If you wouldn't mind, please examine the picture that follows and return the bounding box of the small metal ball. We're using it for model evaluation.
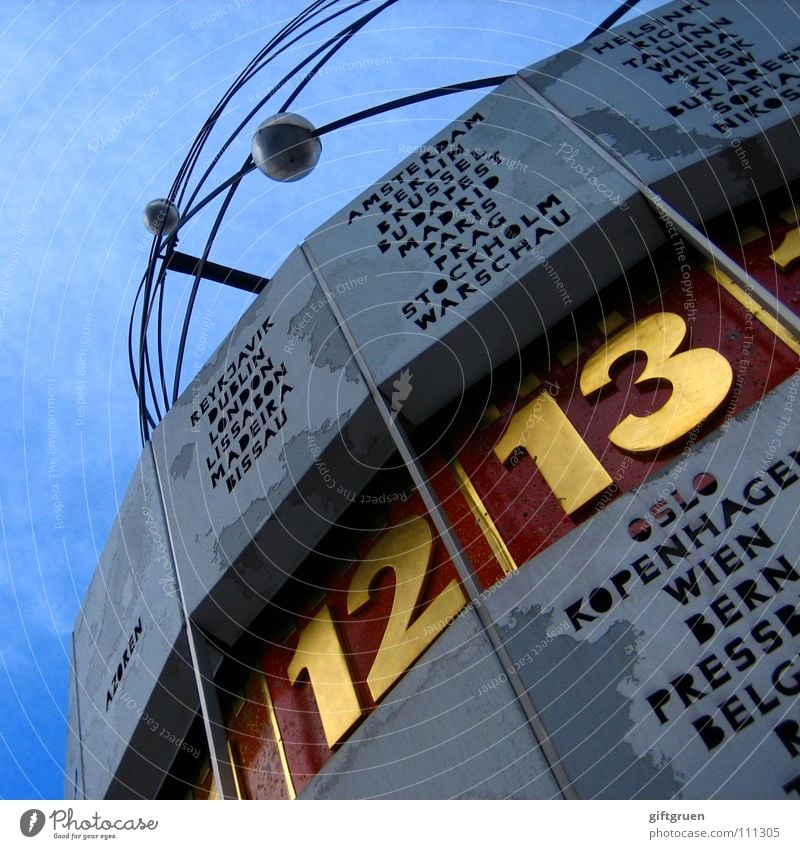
[143,198,180,236]
[251,113,321,182]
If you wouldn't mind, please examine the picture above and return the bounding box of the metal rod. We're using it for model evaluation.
[586,0,644,40]
[313,75,512,138]
[185,621,240,800]
[146,441,239,800]
[302,241,577,801]
[166,250,269,295]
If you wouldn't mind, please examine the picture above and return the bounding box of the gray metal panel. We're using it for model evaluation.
[73,445,197,799]
[521,0,800,221]
[484,377,800,799]
[304,75,664,426]
[64,642,84,800]
[152,246,392,646]
[301,607,562,799]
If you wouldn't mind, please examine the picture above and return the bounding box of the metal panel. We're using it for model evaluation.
[301,607,562,800]
[151,246,392,646]
[64,643,84,800]
[707,182,800,320]
[72,445,196,799]
[521,0,800,221]
[304,75,664,426]
[484,377,800,798]
[436,245,798,585]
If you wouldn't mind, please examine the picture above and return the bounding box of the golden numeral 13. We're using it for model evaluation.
[494,312,733,513]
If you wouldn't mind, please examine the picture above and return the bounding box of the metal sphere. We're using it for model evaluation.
[143,198,180,235]
[251,113,321,182]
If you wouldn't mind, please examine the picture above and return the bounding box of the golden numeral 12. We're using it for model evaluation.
[287,604,362,748]
[285,517,465,748]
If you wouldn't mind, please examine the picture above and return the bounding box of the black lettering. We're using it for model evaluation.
[589,588,614,613]
[766,459,799,489]
[774,660,800,697]
[783,773,800,796]
[611,569,633,598]
[671,673,706,708]
[752,619,782,653]
[631,556,660,584]
[762,554,799,593]
[655,534,690,568]
[725,637,756,672]
[776,603,800,637]
[712,545,743,576]
[736,523,774,559]
[686,613,715,645]
[693,715,725,750]
[720,695,754,731]
[662,568,702,605]
[710,594,743,628]
[565,598,596,631]
[683,513,721,548]
[697,654,731,689]
[733,579,771,611]
[775,719,800,757]
[720,498,753,528]
[743,476,774,505]
[647,689,671,724]
[414,309,437,330]
[745,683,779,716]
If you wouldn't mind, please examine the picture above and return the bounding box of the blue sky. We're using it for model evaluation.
[0,0,662,799]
